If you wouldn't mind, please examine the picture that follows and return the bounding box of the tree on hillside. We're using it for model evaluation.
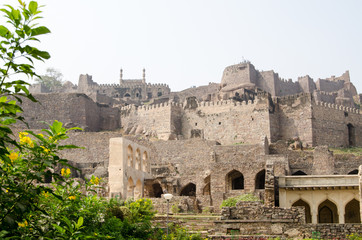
[34,67,64,90]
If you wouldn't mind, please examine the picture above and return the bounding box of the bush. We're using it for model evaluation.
[220,193,260,208]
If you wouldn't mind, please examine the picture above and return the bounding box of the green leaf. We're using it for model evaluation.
[28,1,38,14]
[0,26,10,38]
[52,224,65,234]
[31,26,50,36]
[75,217,84,229]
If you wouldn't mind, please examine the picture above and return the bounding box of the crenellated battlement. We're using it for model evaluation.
[120,101,183,112]
[314,101,360,114]
[197,99,257,108]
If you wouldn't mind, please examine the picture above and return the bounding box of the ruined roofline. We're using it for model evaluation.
[95,82,169,89]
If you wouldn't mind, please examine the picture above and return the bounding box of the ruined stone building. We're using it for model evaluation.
[21,62,362,228]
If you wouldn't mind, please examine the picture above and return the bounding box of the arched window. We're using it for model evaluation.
[348,169,358,175]
[124,93,131,98]
[255,169,265,189]
[345,199,361,223]
[135,149,141,170]
[292,170,307,176]
[157,88,162,97]
[180,183,196,196]
[142,151,148,172]
[127,145,133,167]
[292,199,312,223]
[203,175,211,195]
[226,170,244,191]
[318,199,339,223]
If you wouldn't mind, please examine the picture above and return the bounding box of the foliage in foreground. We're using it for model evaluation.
[220,193,261,208]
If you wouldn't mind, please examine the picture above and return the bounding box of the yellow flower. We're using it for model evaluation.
[38,133,44,138]
[8,152,18,162]
[42,191,50,198]
[40,146,50,154]
[20,136,33,147]
[68,195,76,200]
[18,220,28,228]
[90,176,101,185]
[61,168,71,177]
[19,132,28,139]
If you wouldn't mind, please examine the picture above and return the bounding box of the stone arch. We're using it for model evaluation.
[127,177,135,199]
[124,93,131,98]
[348,169,358,175]
[142,151,148,172]
[135,148,141,170]
[255,169,265,189]
[134,179,143,199]
[127,145,134,167]
[203,175,211,195]
[292,170,307,175]
[347,123,355,146]
[345,199,361,223]
[318,199,339,223]
[226,170,244,191]
[292,199,312,223]
[150,182,163,198]
[180,183,196,197]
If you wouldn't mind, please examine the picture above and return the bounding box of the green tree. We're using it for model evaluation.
[35,67,64,90]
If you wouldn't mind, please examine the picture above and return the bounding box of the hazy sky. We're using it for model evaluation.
[2,0,362,93]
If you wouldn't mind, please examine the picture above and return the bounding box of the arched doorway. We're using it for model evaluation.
[347,123,355,147]
[292,199,312,223]
[180,183,196,196]
[127,177,135,199]
[318,199,339,223]
[345,199,361,223]
[348,169,358,175]
[255,169,265,189]
[226,170,244,191]
[134,179,143,199]
[292,170,307,176]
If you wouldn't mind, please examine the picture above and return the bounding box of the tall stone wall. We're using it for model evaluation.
[121,102,180,140]
[312,101,361,147]
[274,93,314,146]
[181,95,272,145]
[17,93,119,131]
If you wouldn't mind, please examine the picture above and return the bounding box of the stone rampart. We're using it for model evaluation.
[312,101,361,147]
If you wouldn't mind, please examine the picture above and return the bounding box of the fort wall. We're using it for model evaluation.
[181,96,272,145]
[121,102,180,140]
[274,93,314,146]
[312,101,361,147]
[17,93,120,131]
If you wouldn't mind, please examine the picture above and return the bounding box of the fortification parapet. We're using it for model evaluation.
[315,101,360,114]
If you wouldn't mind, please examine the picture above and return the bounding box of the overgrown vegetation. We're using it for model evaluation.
[220,193,260,208]
[330,147,362,157]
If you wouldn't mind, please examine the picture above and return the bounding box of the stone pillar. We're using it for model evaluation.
[108,138,125,198]
[264,161,275,207]
[338,201,345,224]
[311,202,318,224]
[312,146,334,175]
[359,165,362,222]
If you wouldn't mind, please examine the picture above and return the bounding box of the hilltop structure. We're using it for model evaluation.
[21,62,362,237]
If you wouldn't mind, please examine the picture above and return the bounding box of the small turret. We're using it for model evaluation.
[142,68,146,83]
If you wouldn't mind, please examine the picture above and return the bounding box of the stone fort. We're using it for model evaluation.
[21,62,362,238]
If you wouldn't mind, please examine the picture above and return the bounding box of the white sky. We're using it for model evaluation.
[2,0,362,93]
